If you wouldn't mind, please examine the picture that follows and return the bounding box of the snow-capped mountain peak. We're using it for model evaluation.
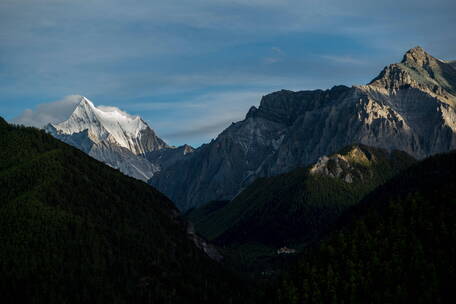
[45,96,175,181]
[49,96,168,155]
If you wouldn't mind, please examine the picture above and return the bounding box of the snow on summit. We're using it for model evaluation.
[49,96,168,155]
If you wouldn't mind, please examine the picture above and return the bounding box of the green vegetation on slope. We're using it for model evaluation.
[0,118,251,304]
[272,151,456,303]
[186,145,415,271]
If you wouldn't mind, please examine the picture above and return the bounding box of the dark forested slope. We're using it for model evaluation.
[272,150,456,303]
[187,145,415,270]
[0,117,251,304]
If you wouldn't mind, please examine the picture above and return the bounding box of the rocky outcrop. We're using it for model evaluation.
[186,222,223,262]
[150,47,456,211]
[309,144,405,183]
[309,147,370,183]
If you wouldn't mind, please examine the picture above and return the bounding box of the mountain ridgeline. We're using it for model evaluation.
[0,118,252,304]
[46,97,192,181]
[150,46,456,211]
[2,45,456,304]
[186,145,416,270]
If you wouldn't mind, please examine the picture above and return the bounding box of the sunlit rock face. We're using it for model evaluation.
[150,47,456,211]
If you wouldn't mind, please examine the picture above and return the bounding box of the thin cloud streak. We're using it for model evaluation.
[320,55,367,65]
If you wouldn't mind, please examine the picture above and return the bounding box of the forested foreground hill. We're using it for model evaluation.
[271,151,456,304]
[0,118,252,304]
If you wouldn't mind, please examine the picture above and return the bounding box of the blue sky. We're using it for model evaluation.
[1,0,455,147]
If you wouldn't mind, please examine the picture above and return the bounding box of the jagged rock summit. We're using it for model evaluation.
[150,46,456,210]
[369,46,456,96]
[46,96,171,180]
[310,145,376,183]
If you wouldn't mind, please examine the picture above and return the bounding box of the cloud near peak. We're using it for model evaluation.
[13,95,83,128]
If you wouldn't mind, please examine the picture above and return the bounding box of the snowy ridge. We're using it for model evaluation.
[51,97,155,155]
[46,96,175,181]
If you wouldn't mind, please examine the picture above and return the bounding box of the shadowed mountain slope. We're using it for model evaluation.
[0,117,251,304]
[186,145,415,271]
[271,150,456,303]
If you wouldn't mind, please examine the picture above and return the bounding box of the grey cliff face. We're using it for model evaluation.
[150,108,290,209]
[134,124,169,155]
[150,47,456,211]
[145,144,195,170]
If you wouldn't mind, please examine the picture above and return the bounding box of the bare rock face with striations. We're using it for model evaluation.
[150,47,456,211]
[268,47,456,176]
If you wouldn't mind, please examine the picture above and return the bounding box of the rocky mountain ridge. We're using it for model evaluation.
[309,145,382,183]
[150,46,456,210]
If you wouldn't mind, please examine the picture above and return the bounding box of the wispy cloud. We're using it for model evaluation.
[125,101,206,111]
[12,95,82,128]
[11,90,265,147]
[263,47,285,64]
[320,55,366,65]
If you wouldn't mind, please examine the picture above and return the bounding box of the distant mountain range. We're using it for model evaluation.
[45,97,192,181]
[150,46,456,210]
[35,47,456,211]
